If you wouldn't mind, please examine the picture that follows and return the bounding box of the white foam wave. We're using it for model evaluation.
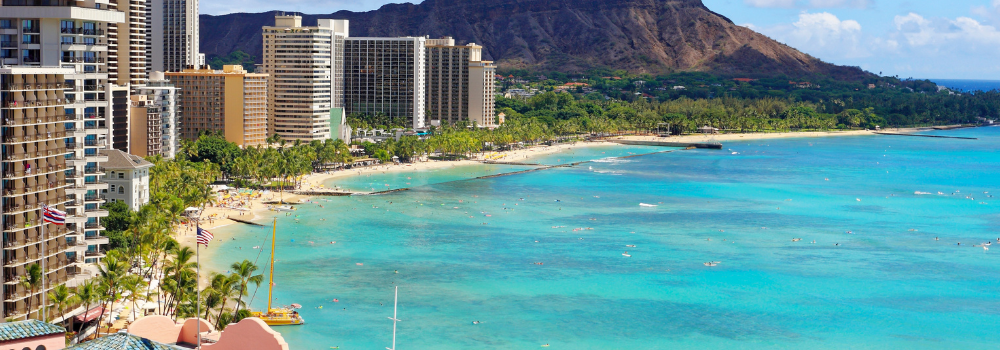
[590,157,630,164]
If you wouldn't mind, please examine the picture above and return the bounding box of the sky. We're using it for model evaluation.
[201,0,1000,80]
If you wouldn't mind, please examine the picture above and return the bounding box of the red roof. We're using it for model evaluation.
[733,78,756,82]
[75,306,105,323]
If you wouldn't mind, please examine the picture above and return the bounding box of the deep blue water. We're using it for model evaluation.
[206,127,1000,349]
[930,79,1000,92]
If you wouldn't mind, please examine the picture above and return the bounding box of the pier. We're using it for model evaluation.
[228,217,266,227]
[290,189,354,196]
[366,188,411,195]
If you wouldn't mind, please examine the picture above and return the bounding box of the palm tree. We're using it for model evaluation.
[121,275,147,322]
[20,263,42,319]
[49,284,78,329]
[213,274,239,329]
[163,246,197,320]
[95,256,127,336]
[229,260,263,316]
[73,281,98,343]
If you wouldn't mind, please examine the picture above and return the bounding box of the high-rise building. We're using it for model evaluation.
[166,65,267,147]
[343,36,427,129]
[425,37,497,127]
[109,84,130,153]
[147,0,200,72]
[262,16,347,141]
[131,72,179,158]
[1,2,121,319]
[468,61,496,127]
[1,67,75,321]
[108,0,147,85]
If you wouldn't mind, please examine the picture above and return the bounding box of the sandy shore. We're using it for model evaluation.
[295,140,613,191]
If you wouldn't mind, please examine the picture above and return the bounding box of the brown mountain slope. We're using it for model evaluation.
[199,0,871,79]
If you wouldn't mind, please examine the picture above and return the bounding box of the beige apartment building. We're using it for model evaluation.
[425,37,497,127]
[262,16,348,141]
[166,65,267,147]
[2,0,121,320]
[1,67,75,320]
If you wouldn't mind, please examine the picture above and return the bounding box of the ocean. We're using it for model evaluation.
[929,79,1000,93]
[205,127,1000,349]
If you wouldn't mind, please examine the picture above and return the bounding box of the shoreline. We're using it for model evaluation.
[182,128,898,278]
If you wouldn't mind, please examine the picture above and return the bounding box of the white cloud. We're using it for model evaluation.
[743,0,797,8]
[748,8,1000,78]
[743,0,872,9]
[892,13,1000,49]
[755,12,869,59]
[971,0,1000,25]
[807,0,872,9]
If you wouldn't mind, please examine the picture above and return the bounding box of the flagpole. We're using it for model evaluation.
[196,223,201,350]
[40,204,46,322]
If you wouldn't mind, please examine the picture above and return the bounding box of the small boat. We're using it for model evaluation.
[625,244,636,248]
[274,205,295,212]
[251,219,305,326]
[622,252,631,257]
[703,261,720,267]
[639,203,657,207]
[791,238,802,242]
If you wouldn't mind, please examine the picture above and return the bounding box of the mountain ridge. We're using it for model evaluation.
[199,0,871,80]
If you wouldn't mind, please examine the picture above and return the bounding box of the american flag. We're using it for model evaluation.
[41,204,66,225]
[197,226,214,246]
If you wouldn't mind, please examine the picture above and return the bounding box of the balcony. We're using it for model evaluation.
[63,214,87,224]
[84,208,108,217]
[84,250,105,258]
[60,28,106,36]
[83,166,104,175]
[84,236,109,245]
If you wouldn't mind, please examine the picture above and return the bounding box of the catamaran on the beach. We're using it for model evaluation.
[251,218,305,326]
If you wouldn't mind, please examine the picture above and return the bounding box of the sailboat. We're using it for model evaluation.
[251,218,305,326]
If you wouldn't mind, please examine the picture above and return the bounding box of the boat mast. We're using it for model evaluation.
[387,286,399,350]
[268,218,276,312]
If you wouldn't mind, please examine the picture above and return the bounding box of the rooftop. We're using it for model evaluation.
[0,319,65,343]
[101,149,154,170]
[65,332,183,350]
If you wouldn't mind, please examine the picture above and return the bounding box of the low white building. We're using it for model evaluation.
[101,149,154,211]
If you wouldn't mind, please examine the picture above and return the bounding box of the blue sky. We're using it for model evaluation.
[202,0,1000,80]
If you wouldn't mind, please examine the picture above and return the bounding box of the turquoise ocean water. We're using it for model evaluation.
[205,128,1000,349]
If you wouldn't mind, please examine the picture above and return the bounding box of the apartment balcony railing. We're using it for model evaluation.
[60,57,105,64]
[60,28,105,36]
[84,250,104,257]
[83,166,104,174]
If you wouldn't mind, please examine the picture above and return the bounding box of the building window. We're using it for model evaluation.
[119,187,124,194]
[109,185,116,192]
[118,173,124,179]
